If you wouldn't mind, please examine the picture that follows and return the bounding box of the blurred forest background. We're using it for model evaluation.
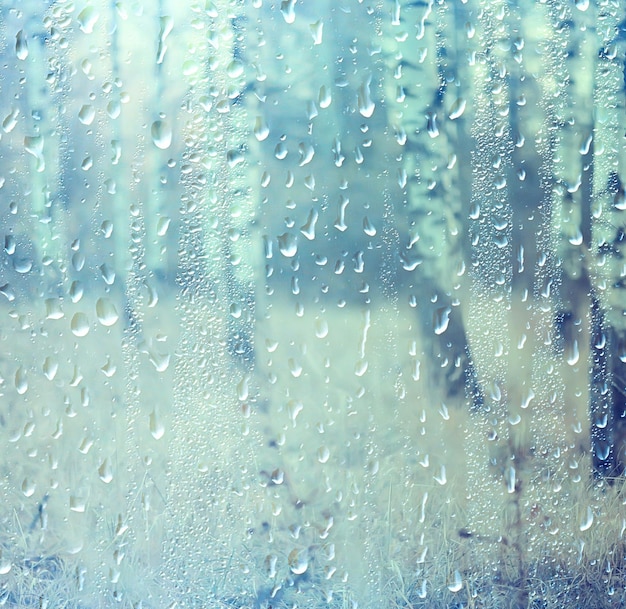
[1,0,626,608]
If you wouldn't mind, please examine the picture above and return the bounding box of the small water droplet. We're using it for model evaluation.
[575,0,589,11]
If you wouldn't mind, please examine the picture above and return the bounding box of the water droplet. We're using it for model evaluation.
[300,209,318,240]
[150,410,165,440]
[505,465,516,493]
[157,216,171,236]
[15,30,28,60]
[0,557,11,575]
[22,478,36,497]
[70,495,87,513]
[566,339,579,366]
[78,104,95,125]
[71,312,90,337]
[580,506,593,531]
[157,15,174,64]
[448,570,463,593]
[45,298,64,320]
[310,19,324,44]
[579,133,592,155]
[288,548,308,575]
[15,367,28,395]
[227,149,245,167]
[43,356,58,381]
[434,465,447,485]
[278,232,298,257]
[575,0,589,11]
[227,59,244,78]
[254,116,269,141]
[319,85,332,109]
[318,446,330,463]
[426,112,439,138]
[98,458,113,483]
[237,376,249,401]
[448,98,466,120]
[363,216,376,237]
[357,76,375,118]
[77,6,100,33]
[280,0,296,23]
[151,120,172,149]
[287,399,303,426]
[96,298,119,327]
[354,359,368,377]
[433,307,451,335]
[24,136,45,172]
[314,318,328,339]
[3,108,19,133]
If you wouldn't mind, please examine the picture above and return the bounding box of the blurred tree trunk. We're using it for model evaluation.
[588,2,626,478]
[382,0,483,408]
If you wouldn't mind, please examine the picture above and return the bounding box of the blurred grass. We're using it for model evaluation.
[0,286,624,608]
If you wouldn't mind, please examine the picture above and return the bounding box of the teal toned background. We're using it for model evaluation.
[1,1,625,607]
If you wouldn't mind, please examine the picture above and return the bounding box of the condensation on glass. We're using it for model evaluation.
[0,1,625,608]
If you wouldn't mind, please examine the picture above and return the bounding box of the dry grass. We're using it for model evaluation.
[0,287,624,608]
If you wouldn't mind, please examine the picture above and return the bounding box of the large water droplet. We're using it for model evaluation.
[15,367,28,395]
[15,30,28,60]
[71,313,90,337]
[78,104,95,126]
[77,6,100,33]
[24,136,45,172]
[357,76,375,118]
[278,233,298,257]
[288,548,308,575]
[280,0,296,23]
[151,120,172,150]
[254,116,269,141]
[150,410,165,440]
[96,298,119,326]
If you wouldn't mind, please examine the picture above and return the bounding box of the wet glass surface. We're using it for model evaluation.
[1,1,625,607]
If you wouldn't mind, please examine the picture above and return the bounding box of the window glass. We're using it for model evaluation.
[1,1,625,607]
